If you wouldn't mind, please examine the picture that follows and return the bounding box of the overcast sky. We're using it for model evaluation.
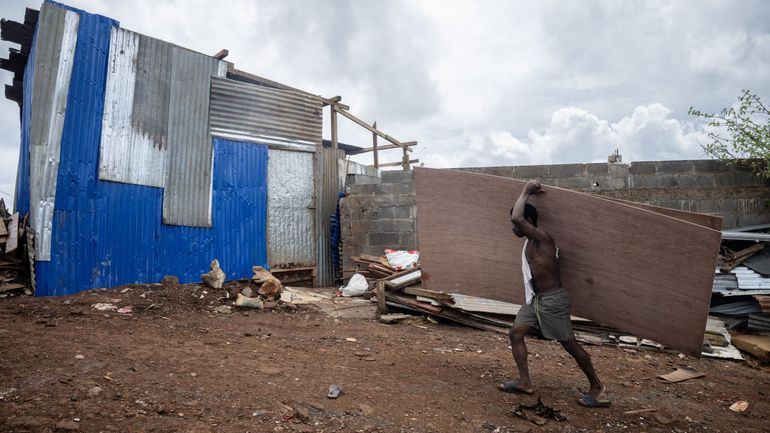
[1,0,769,208]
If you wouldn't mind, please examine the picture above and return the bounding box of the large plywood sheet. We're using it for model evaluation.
[414,168,721,355]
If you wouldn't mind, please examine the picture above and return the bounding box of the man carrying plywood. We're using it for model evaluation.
[498,179,610,408]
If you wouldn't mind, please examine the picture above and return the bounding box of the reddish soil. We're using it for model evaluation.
[1,283,769,433]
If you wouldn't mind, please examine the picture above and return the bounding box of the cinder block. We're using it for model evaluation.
[551,163,586,178]
[393,218,415,233]
[382,170,413,184]
[399,232,418,249]
[378,219,398,232]
[512,165,550,179]
[393,206,411,219]
[462,166,516,178]
[369,232,401,247]
[607,164,629,177]
[655,160,694,174]
[354,184,380,196]
[374,183,395,195]
[347,174,381,185]
[378,206,396,219]
[628,162,656,175]
[691,160,731,173]
[393,182,415,195]
[555,177,592,191]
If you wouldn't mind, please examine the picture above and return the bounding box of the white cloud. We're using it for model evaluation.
[419,103,709,168]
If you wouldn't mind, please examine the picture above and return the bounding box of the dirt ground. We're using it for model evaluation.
[1,282,769,433]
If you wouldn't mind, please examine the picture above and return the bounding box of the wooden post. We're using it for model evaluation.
[331,104,340,196]
[372,121,379,168]
[402,146,409,171]
[331,105,338,155]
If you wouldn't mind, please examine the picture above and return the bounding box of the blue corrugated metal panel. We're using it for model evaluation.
[14,19,36,215]
[32,4,268,296]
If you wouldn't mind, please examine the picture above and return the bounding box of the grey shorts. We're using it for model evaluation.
[513,287,574,341]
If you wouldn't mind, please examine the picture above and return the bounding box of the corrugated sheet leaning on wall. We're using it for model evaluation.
[27,3,79,261]
[210,76,323,148]
[267,149,315,268]
[18,3,270,296]
[315,145,346,286]
[99,26,226,227]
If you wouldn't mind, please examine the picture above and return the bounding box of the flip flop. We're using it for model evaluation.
[577,393,611,408]
[497,380,534,395]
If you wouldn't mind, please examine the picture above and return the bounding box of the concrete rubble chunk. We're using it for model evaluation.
[201,259,225,289]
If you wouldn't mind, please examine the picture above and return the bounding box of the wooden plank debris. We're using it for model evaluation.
[414,167,722,356]
[4,213,18,254]
[721,244,765,273]
[658,368,705,383]
[731,334,770,362]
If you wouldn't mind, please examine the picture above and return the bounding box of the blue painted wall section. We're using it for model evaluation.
[26,4,269,296]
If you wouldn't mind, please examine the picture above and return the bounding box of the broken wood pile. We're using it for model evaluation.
[0,198,32,297]
[712,232,770,334]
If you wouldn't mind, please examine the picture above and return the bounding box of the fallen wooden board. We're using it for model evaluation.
[731,334,770,361]
[414,168,722,356]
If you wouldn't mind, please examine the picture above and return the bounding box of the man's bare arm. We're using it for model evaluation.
[511,180,551,242]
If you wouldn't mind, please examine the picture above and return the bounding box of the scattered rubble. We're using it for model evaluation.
[201,259,225,289]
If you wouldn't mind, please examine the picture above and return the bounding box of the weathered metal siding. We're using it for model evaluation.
[315,145,345,286]
[30,6,268,296]
[210,77,323,148]
[27,3,79,261]
[267,149,315,267]
[99,27,225,227]
[98,28,168,187]
[161,47,225,227]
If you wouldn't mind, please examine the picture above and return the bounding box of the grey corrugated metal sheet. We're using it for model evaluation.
[315,145,342,286]
[99,28,167,187]
[29,3,79,261]
[267,149,315,267]
[99,27,225,226]
[162,46,226,227]
[210,77,323,148]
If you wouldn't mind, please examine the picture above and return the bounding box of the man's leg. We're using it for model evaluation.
[504,323,534,392]
[560,337,603,398]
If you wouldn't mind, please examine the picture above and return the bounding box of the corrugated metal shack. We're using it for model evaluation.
[2,1,352,296]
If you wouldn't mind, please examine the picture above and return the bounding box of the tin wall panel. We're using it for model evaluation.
[27,3,79,261]
[98,28,168,187]
[267,149,315,267]
[210,77,323,148]
[315,145,345,286]
[162,47,225,227]
[31,6,268,296]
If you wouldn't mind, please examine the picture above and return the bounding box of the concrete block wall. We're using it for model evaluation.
[344,170,417,260]
[459,160,770,229]
[343,160,770,269]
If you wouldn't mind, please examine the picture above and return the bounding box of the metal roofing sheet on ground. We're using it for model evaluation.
[210,77,323,148]
[267,149,315,268]
[28,3,79,261]
[161,46,225,227]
